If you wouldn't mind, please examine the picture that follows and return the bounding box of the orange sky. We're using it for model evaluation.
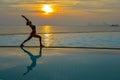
[0,0,120,25]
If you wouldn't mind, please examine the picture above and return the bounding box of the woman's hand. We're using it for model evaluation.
[21,15,30,22]
[21,15,24,17]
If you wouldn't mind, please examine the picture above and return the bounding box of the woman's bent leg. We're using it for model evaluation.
[20,36,32,46]
[34,35,43,46]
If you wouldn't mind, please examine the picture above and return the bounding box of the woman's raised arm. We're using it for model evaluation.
[21,15,30,22]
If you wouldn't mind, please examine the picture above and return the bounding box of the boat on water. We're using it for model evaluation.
[110,24,119,27]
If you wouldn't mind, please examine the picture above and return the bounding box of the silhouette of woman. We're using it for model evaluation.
[20,15,44,47]
[20,46,43,75]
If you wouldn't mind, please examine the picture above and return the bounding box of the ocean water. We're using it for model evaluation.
[0,25,120,80]
[0,25,120,47]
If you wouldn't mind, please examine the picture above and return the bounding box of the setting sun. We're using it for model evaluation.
[41,4,54,15]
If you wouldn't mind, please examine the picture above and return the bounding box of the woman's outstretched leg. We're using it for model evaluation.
[34,35,43,46]
[20,36,32,46]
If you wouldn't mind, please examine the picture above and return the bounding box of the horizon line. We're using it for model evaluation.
[0,46,120,50]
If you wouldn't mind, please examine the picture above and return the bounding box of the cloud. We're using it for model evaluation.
[0,0,119,26]
[1,0,120,10]
[0,0,119,18]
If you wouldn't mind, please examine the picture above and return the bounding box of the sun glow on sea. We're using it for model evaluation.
[41,25,54,46]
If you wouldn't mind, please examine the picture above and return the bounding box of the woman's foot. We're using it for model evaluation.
[40,44,45,47]
[20,44,24,47]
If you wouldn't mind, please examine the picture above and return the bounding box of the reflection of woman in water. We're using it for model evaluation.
[20,46,43,75]
[20,15,44,47]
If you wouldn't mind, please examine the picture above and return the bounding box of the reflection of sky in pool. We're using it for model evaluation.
[0,48,120,80]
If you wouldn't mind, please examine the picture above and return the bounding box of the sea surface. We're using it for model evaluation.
[0,25,120,80]
[0,25,120,47]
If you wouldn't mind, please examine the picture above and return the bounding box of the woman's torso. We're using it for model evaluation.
[30,25,36,31]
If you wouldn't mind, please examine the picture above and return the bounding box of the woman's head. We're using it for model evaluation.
[26,21,32,25]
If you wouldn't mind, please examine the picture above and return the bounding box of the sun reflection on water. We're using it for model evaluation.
[41,25,54,46]
[42,25,52,33]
